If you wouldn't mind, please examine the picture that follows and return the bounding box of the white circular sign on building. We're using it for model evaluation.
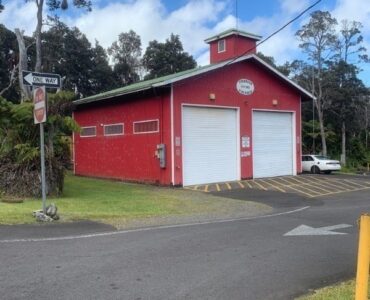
[236,79,255,95]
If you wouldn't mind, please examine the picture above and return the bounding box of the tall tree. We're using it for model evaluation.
[296,10,338,156]
[337,20,369,64]
[325,61,366,158]
[90,41,118,93]
[108,30,142,85]
[143,34,196,80]
[32,0,91,72]
[334,20,368,164]
[0,25,19,100]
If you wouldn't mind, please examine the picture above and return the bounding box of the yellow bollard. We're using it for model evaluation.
[355,214,370,300]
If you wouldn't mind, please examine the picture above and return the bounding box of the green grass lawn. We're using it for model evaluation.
[0,174,268,227]
[296,279,370,300]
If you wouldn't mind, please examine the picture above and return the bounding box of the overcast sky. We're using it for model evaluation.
[1,0,369,86]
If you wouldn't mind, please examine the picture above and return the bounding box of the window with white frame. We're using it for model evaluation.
[218,39,226,53]
[80,126,96,137]
[104,123,124,136]
[133,120,159,134]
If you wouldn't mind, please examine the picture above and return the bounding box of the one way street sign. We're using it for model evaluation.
[22,71,61,88]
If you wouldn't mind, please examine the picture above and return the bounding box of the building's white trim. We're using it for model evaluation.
[103,123,124,136]
[218,39,226,53]
[133,119,159,134]
[292,111,297,176]
[72,111,75,175]
[153,54,316,101]
[170,84,175,185]
[80,126,97,138]
[299,96,303,173]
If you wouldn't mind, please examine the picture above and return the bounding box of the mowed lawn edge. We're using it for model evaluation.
[296,279,370,300]
[0,174,271,227]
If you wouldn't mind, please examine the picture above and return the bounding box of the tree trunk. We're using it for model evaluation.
[341,121,346,165]
[315,92,327,156]
[34,0,44,72]
[317,108,327,156]
[14,29,32,101]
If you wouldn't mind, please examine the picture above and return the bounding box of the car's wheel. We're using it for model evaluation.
[311,165,320,174]
[324,170,332,174]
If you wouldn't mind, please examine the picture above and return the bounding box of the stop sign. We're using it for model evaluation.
[33,86,46,124]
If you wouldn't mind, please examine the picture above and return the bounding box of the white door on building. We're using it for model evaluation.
[182,106,239,186]
[252,111,295,178]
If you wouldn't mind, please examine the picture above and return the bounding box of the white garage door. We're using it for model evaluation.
[252,111,294,178]
[182,106,238,186]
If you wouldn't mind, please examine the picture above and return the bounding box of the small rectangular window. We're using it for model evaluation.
[218,39,226,53]
[133,120,159,134]
[80,126,96,137]
[104,123,124,136]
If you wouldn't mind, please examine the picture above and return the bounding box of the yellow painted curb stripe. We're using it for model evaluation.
[259,179,286,193]
[243,180,252,188]
[252,180,267,190]
[237,181,244,188]
[216,184,220,192]
[225,182,232,190]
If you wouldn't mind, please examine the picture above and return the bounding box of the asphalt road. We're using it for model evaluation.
[1,174,369,300]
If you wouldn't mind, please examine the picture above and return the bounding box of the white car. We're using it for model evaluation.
[302,155,341,174]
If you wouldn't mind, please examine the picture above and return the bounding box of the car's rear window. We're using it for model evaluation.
[314,155,330,160]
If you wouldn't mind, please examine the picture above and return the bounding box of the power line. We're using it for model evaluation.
[225,0,322,67]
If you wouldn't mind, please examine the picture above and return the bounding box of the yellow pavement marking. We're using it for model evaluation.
[216,184,220,192]
[204,185,209,192]
[342,179,368,188]
[301,177,348,193]
[304,176,351,191]
[288,176,309,185]
[243,180,253,188]
[252,180,268,190]
[259,179,286,193]
[269,178,289,187]
[237,181,245,188]
[276,176,299,186]
[310,186,370,198]
[283,184,319,198]
[225,182,232,190]
[324,178,362,190]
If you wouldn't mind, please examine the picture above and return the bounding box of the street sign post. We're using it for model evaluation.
[33,86,47,213]
[23,71,61,88]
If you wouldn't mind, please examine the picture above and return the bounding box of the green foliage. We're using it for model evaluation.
[348,137,367,165]
[0,92,77,197]
[143,34,197,80]
[42,20,115,97]
[108,30,142,86]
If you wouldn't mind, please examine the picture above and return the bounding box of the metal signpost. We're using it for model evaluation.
[33,86,47,213]
[26,71,61,213]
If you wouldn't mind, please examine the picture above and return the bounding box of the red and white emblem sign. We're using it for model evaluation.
[33,86,47,124]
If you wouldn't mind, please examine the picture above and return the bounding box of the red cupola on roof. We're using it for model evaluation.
[205,28,262,64]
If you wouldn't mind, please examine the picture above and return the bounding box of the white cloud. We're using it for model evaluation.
[0,0,38,35]
[279,0,310,15]
[332,0,370,33]
[64,0,228,61]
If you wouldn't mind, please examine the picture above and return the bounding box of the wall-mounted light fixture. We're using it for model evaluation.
[209,93,216,101]
[272,99,278,106]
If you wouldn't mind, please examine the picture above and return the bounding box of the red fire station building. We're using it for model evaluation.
[73,29,314,186]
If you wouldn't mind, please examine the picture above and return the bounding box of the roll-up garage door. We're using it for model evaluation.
[182,106,238,186]
[252,111,294,178]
